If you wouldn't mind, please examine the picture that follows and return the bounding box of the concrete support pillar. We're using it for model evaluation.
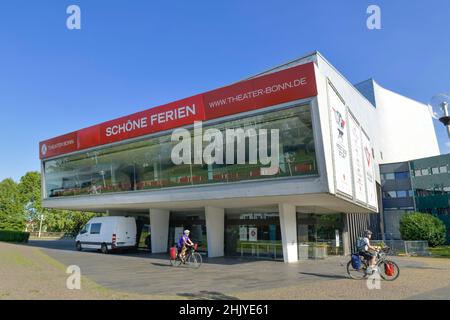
[205,206,224,258]
[278,203,298,263]
[342,213,351,256]
[149,208,170,253]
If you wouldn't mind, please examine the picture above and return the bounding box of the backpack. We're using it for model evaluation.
[351,254,361,270]
[356,237,366,252]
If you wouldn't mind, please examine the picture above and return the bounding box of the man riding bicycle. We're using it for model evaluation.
[178,229,194,263]
[357,230,379,273]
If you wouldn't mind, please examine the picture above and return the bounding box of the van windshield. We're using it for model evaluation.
[80,224,89,234]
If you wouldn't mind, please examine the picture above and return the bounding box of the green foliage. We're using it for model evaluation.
[0,230,30,243]
[400,212,446,247]
[0,171,101,234]
[0,178,26,231]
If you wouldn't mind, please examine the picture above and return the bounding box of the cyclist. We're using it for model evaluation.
[178,229,194,263]
[357,230,379,273]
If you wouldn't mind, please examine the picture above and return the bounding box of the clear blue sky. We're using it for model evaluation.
[0,0,449,182]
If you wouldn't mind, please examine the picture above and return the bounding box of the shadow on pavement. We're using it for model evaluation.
[298,272,348,280]
[177,291,240,300]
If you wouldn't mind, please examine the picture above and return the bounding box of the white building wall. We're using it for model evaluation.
[371,81,440,163]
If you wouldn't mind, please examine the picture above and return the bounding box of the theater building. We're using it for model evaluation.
[39,51,439,262]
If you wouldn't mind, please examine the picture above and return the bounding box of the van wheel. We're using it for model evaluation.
[76,242,82,251]
[101,243,109,254]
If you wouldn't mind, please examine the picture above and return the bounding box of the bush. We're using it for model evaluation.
[400,212,446,247]
[0,230,30,243]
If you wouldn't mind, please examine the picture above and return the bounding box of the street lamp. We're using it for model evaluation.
[429,93,450,138]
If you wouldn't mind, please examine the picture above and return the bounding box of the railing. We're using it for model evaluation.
[371,240,430,256]
[239,242,283,260]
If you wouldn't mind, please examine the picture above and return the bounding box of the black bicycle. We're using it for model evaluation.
[347,246,400,281]
[169,243,202,269]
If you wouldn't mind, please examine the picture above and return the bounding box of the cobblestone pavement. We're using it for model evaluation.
[11,240,450,299]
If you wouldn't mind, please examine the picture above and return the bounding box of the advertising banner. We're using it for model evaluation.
[361,132,378,209]
[203,62,317,120]
[328,83,353,197]
[239,226,248,241]
[248,227,258,242]
[40,62,318,160]
[348,113,367,203]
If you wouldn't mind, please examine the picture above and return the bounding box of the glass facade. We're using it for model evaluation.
[224,212,283,260]
[168,212,207,253]
[43,104,317,198]
[297,213,344,259]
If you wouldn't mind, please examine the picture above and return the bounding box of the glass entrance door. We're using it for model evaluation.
[225,212,283,260]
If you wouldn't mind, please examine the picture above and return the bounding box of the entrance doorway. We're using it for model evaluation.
[168,211,207,253]
[297,213,344,259]
[225,211,283,260]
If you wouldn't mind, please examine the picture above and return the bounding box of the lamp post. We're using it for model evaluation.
[438,101,450,138]
[38,214,45,238]
[429,94,450,139]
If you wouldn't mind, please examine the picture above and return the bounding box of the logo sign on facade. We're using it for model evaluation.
[328,82,353,197]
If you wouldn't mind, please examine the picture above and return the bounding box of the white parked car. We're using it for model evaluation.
[75,216,137,254]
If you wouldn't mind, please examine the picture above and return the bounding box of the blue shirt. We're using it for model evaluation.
[178,235,190,249]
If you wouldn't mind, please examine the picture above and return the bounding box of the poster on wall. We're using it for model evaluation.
[361,132,378,210]
[348,113,367,203]
[248,227,258,242]
[239,226,248,241]
[328,82,353,197]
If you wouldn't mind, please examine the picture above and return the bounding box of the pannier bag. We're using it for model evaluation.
[384,262,394,276]
[351,254,361,270]
[170,246,177,259]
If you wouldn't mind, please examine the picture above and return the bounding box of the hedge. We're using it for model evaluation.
[400,212,446,247]
[0,230,30,243]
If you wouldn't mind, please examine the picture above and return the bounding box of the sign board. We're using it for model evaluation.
[239,226,248,241]
[348,113,367,203]
[248,227,258,242]
[361,132,378,209]
[40,62,317,160]
[328,83,353,196]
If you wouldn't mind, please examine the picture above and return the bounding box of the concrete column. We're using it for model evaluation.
[278,203,298,263]
[342,213,351,256]
[205,206,224,258]
[149,208,170,253]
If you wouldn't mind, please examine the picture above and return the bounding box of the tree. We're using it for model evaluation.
[18,171,42,223]
[0,178,26,231]
[400,212,446,247]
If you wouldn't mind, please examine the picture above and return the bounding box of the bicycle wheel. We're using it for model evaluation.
[188,252,202,269]
[378,260,400,281]
[170,258,182,267]
[347,260,367,280]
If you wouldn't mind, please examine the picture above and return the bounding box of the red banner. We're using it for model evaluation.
[39,132,78,159]
[203,62,317,119]
[40,62,317,160]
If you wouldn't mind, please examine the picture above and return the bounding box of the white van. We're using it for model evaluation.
[75,216,137,254]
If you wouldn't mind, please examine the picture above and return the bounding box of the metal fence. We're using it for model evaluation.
[371,240,430,256]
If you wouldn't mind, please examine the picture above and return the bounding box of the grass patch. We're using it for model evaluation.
[429,246,450,258]
[2,251,35,267]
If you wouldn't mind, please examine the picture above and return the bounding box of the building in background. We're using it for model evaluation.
[39,51,440,262]
[380,153,450,243]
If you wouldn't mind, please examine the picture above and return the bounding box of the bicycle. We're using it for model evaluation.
[346,246,400,281]
[169,243,202,269]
